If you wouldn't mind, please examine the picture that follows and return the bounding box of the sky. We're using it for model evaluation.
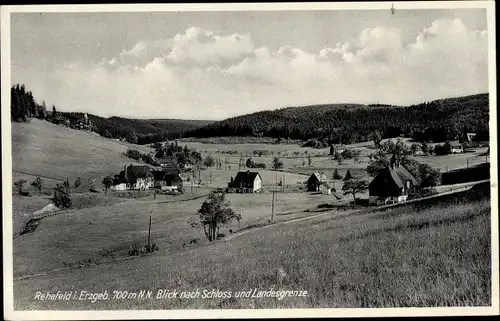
[10,8,489,120]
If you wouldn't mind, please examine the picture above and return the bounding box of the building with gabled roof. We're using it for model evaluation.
[450,141,464,154]
[307,172,329,192]
[368,159,418,205]
[114,164,154,190]
[227,171,262,193]
[152,170,183,192]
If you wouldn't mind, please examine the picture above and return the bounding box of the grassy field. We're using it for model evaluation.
[13,183,490,309]
[10,121,492,310]
[11,119,148,191]
[13,189,339,278]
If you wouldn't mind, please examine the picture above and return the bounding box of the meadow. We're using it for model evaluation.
[13,189,339,278]
[13,183,491,309]
[10,120,492,310]
[11,119,149,190]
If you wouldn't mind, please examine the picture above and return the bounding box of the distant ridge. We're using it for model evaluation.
[61,112,214,144]
[185,93,489,144]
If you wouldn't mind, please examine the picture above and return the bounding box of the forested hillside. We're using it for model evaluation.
[10,84,213,145]
[63,113,213,144]
[187,94,489,144]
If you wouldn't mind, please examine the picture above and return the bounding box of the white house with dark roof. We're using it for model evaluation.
[450,142,464,154]
[227,171,262,193]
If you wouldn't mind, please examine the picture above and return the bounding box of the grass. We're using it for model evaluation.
[10,121,492,309]
[12,190,338,278]
[12,119,146,191]
[13,185,491,309]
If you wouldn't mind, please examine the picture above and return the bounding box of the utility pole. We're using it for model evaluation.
[271,191,275,222]
[147,215,152,248]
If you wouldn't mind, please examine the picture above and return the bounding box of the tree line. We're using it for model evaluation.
[186,93,489,144]
[10,84,212,145]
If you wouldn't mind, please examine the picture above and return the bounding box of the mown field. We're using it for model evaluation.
[10,120,492,310]
[13,183,491,309]
[11,119,148,191]
[13,189,340,278]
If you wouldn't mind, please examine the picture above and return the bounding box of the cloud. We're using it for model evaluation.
[17,18,488,120]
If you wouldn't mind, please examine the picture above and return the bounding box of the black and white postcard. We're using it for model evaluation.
[1,1,498,319]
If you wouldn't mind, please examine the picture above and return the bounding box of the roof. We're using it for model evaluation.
[230,171,261,187]
[388,166,418,188]
[120,165,153,183]
[152,170,182,183]
[321,182,333,189]
[309,172,328,183]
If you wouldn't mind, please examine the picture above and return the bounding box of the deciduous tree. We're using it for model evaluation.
[342,178,368,203]
[31,177,43,196]
[101,176,113,194]
[190,190,242,242]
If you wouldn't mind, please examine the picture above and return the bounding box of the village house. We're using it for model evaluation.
[227,171,262,193]
[73,113,93,130]
[112,164,154,190]
[152,170,183,192]
[450,142,464,154]
[307,172,329,192]
[329,144,346,156]
[368,158,418,205]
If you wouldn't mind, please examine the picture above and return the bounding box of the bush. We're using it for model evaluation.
[254,163,266,169]
[128,243,159,256]
[53,189,72,208]
[126,149,141,160]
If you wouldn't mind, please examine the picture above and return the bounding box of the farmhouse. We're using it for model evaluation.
[307,172,329,192]
[368,160,418,205]
[113,165,154,190]
[152,170,183,192]
[450,142,464,154]
[227,171,262,193]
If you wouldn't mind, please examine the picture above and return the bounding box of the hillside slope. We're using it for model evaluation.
[11,119,146,188]
[13,183,490,309]
[186,93,489,144]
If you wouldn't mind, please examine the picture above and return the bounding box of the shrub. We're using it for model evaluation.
[126,149,141,160]
[204,154,215,167]
[254,163,266,169]
[74,177,82,188]
[53,186,72,208]
[14,179,27,196]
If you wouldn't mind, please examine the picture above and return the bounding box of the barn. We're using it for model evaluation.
[368,162,418,205]
[227,171,262,193]
[307,172,329,192]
